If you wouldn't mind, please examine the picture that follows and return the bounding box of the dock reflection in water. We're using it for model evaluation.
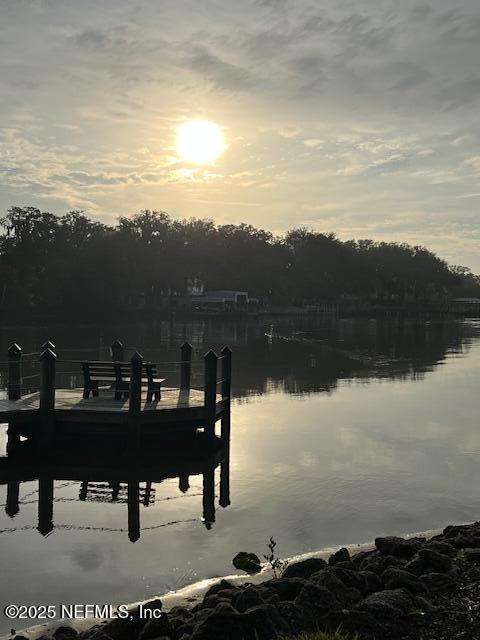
[1,428,230,543]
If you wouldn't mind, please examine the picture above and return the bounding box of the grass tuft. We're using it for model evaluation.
[282,631,359,640]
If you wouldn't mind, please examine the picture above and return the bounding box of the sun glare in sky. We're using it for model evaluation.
[177,120,225,164]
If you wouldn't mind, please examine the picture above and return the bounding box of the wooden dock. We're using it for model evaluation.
[0,340,232,442]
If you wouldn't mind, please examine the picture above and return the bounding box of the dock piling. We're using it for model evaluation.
[39,348,57,448]
[180,341,192,390]
[204,350,218,437]
[128,352,143,447]
[220,346,232,399]
[111,340,124,361]
[202,464,216,528]
[40,348,56,413]
[37,477,54,536]
[41,341,56,352]
[127,480,140,543]
[7,343,22,401]
[129,352,143,414]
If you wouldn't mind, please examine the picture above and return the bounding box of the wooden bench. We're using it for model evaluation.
[81,361,165,402]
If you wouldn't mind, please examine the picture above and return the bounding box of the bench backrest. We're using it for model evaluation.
[82,361,158,382]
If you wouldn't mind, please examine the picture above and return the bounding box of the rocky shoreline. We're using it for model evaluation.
[13,521,480,640]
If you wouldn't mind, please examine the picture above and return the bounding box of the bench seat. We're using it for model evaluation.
[82,361,166,402]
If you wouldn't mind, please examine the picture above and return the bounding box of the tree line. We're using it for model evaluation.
[0,206,478,315]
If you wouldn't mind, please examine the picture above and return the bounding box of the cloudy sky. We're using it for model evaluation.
[1,0,480,269]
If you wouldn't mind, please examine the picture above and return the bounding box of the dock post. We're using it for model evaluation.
[7,343,22,401]
[179,474,190,493]
[202,463,216,529]
[6,422,21,454]
[127,480,140,543]
[204,350,218,438]
[6,480,20,517]
[128,352,143,447]
[220,346,232,400]
[39,348,56,447]
[41,340,56,352]
[219,444,231,509]
[180,341,192,390]
[37,476,54,536]
[220,346,232,445]
[111,340,124,361]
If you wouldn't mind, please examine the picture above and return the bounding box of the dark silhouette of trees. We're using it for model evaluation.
[0,206,475,316]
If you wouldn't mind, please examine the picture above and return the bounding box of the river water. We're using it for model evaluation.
[0,316,479,630]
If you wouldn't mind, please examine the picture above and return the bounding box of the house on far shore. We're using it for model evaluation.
[450,297,480,314]
[191,289,259,313]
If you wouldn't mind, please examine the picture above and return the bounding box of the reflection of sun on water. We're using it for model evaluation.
[177,120,225,164]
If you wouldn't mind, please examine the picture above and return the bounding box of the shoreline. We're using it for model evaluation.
[3,525,446,640]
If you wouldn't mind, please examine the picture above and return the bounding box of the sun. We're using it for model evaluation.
[177,120,225,164]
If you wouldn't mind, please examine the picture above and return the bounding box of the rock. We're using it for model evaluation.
[357,570,383,595]
[190,604,288,640]
[282,557,327,579]
[53,628,77,640]
[382,567,428,594]
[404,555,427,576]
[311,569,351,606]
[215,602,237,614]
[168,606,194,628]
[202,595,232,610]
[464,548,480,562]
[443,523,480,538]
[357,588,414,619]
[204,580,237,599]
[260,577,307,601]
[375,536,425,558]
[420,572,457,592]
[360,554,403,575]
[176,622,196,638]
[333,560,357,571]
[452,534,480,549]
[189,607,215,628]
[329,566,365,592]
[294,583,337,627]
[263,593,281,607]
[320,608,380,634]
[201,587,238,609]
[422,540,455,556]
[359,560,384,575]
[276,601,306,634]
[235,586,264,612]
[351,550,376,567]
[328,547,350,565]
[137,615,173,640]
[232,552,262,574]
[100,615,144,640]
[418,548,453,573]
[141,598,163,613]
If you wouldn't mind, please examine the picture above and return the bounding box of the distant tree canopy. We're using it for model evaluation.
[0,206,477,315]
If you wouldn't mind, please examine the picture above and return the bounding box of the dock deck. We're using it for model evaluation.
[1,387,228,436]
[0,387,222,416]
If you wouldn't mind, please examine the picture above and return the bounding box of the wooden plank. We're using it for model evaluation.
[0,388,221,415]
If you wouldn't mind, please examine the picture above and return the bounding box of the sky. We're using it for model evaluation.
[1,0,480,270]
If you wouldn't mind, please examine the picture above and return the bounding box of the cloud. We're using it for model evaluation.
[187,46,255,92]
[1,0,480,269]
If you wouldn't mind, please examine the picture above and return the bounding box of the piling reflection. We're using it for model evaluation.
[1,428,230,543]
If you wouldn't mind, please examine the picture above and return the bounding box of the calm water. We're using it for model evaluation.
[1,316,480,630]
